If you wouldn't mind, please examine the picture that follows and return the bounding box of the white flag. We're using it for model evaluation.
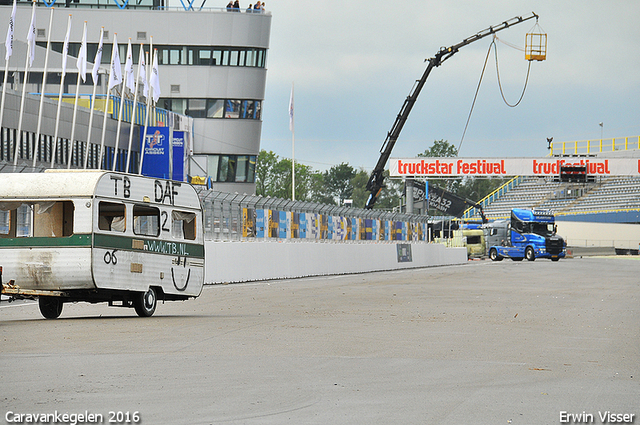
[107,33,122,90]
[139,46,148,99]
[76,22,87,82]
[91,27,104,85]
[149,49,161,103]
[61,15,71,76]
[4,0,16,61]
[289,83,294,132]
[124,38,135,92]
[26,2,36,67]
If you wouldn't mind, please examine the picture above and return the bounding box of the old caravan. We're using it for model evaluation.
[0,171,204,318]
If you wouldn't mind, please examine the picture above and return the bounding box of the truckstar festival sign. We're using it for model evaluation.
[389,157,640,177]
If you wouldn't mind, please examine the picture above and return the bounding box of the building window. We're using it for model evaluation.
[204,154,257,183]
[224,100,241,118]
[186,99,206,118]
[160,98,262,120]
[39,43,267,69]
[207,99,224,118]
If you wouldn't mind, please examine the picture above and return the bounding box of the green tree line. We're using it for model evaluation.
[256,140,508,210]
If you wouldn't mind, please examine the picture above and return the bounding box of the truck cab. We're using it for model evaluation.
[461,222,485,259]
[487,209,565,262]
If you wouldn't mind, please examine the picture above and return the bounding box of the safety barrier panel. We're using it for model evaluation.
[196,189,431,243]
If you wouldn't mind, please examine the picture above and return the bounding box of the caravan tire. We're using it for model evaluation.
[134,287,157,317]
[39,297,63,319]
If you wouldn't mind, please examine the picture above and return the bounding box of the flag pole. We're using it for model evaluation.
[83,26,103,169]
[140,42,158,176]
[99,33,120,170]
[67,21,87,169]
[138,46,151,175]
[32,7,54,168]
[13,0,36,166]
[111,39,130,172]
[289,82,295,201]
[125,44,143,173]
[0,0,17,143]
[51,14,71,168]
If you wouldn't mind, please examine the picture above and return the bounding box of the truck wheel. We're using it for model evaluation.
[489,248,502,262]
[525,247,535,262]
[134,287,157,317]
[39,297,63,319]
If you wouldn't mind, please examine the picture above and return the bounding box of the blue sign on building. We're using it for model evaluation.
[140,127,186,181]
[140,127,170,179]
[173,131,186,182]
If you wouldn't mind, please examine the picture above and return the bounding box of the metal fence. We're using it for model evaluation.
[196,188,431,243]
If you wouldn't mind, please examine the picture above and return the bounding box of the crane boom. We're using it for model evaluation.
[365,12,539,209]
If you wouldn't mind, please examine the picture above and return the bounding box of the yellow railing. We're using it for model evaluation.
[462,176,522,220]
[556,207,640,217]
[550,136,640,155]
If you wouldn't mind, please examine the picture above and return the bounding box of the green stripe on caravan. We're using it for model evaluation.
[0,234,92,248]
[94,233,205,258]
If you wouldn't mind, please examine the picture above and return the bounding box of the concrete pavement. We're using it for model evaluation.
[1,257,638,424]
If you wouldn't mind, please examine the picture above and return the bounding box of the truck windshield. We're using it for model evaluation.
[529,222,554,237]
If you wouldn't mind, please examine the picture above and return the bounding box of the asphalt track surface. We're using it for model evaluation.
[1,257,638,425]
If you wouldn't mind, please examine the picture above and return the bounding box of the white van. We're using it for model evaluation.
[0,170,204,318]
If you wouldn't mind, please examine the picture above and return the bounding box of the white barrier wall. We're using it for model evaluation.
[556,220,640,250]
[204,241,467,284]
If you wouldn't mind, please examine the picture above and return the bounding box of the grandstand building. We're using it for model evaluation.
[0,0,271,194]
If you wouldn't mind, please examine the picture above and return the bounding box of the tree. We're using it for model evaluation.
[350,169,370,208]
[374,170,404,210]
[418,139,458,158]
[325,163,356,204]
[417,139,460,193]
[256,150,312,200]
[255,150,279,197]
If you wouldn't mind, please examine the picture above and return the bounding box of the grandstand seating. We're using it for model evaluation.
[475,175,640,221]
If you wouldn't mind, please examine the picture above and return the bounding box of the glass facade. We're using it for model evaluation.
[194,154,256,183]
[160,98,261,120]
[37,43,267,69]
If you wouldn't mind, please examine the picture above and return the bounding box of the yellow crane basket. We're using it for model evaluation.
[525,22,547,61]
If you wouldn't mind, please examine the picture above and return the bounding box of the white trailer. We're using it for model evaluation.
[0,170,204,318]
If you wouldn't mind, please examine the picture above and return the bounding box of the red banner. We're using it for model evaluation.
[389,157,640,177]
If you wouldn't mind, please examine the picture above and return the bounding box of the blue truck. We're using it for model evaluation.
[485,209,565,262]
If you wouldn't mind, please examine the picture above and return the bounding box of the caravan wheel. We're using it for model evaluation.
[134,287,157,317]
[39,297,63,319]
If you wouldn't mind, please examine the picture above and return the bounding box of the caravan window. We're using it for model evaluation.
[98,202,126,232]
[133,205,160,237]
[172,211,196,240]
[0,210,10,235]
[0,202,73,238]
[33,201,74,237]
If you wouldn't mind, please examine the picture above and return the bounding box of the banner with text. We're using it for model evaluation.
[389,157,640,177]
[140,126,170,179]
[173,131,186,182]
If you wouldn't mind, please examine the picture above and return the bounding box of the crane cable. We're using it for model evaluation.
[458,36,533,154]
[457,39,493,154]
[494,38,532,108]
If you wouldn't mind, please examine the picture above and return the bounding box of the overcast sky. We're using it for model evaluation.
[256,0,640,171]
